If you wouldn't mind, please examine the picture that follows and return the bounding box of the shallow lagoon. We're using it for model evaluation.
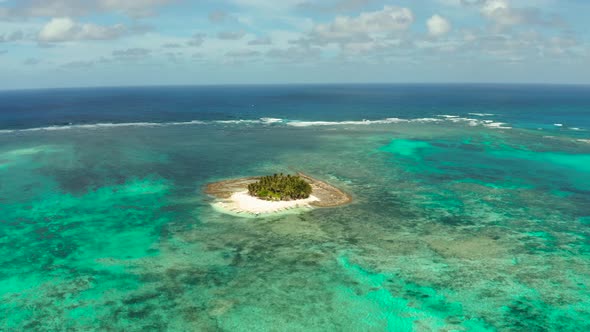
[1,117,589,331]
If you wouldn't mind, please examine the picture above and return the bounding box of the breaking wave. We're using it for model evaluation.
[468,113,495,117]
[0,115,516,134]
[0,120,207,134]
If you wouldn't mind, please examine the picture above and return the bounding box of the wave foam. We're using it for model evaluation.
[260,117,283,124]
[286,118,412,127]
[436,115,511,129]
[468,113,495,117]
[0,116,515,134]
[484,122,512,129]
[216,118,290,125]
[1,120,207,133]
[215,120,260,124]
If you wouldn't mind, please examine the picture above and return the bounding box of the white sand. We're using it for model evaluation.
[212,190,319,216]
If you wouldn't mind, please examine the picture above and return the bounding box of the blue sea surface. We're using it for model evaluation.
[1,84,590,134]
[1,84,589,331]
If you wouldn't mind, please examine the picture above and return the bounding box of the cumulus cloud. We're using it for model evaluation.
[438,0,563,28]
[266,46,322,63]
[0,0,175,19]
[427,14,451,37]
[229,0,302,13]
[481,0,520,25]
[0,30,25,43]
[544,36,578,56]
[112,48,151,58]
[2,0,586,79]
[226,50,261,57]
[60,60,96,69]
[208,10,228,23]
[248,37,272,46]
[452,27,581,64]
[98,0,175,17]
[162,43,183,48]
[318,6,413,35]
[218,31,246,40]
[187,33,206,47]
[165,51,184,63]
[38,17,127,42]
[297,0,374,13]
[479,0,563,27]
[307,6,414,45]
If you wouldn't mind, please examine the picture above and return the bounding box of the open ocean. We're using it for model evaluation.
[1,84,589,331]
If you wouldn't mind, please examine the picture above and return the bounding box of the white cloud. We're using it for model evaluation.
[317,6,414,35]
[479,0,563,27]
[39,18,75,41]
[0,0,175,19]
[435,0,462,6]
[208,10,228,23]
[427,14,451,37]
[297,0,374,13]
[248,36,272,46]
[98,0,174,17]
[38,17,127,42]
[226,49,261,57]
[481,0,520,25]
[112,47,151,59]
[230,0,302,13]
[0,30,25,43]
[187,33,206,47]
[308,6,414,44]
[1,0,587,86]
[217,31,246,40]
[266,46,321,63]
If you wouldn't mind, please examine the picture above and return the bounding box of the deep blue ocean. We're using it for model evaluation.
[1,84,589,136]
[1,84,589,331]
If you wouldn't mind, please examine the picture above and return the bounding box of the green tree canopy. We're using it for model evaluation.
[248,173,312,201]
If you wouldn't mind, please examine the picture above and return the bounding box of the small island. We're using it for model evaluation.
[206,172,351,217]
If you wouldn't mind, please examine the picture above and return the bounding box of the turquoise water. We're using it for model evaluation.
[2,84,590,331]
[1,118,589,331]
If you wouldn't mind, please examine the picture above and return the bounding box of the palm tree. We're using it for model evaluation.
[248,174,312,201]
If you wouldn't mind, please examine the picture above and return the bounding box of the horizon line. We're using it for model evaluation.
[2,81,590,92]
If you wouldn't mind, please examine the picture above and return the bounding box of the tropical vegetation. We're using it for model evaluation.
[248,173,312,201]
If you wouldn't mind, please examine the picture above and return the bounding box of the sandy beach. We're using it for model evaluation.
[212,190,320,216]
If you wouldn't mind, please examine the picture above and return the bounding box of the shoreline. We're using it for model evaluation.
[205,173,352,217]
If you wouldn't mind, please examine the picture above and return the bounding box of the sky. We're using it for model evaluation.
[0,0,589,89]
